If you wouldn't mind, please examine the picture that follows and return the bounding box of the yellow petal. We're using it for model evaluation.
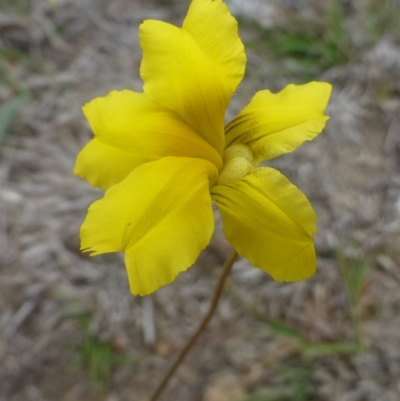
[74,90,222,189]
[225,82,332,163]
[80,157,217,296]
[140,0,246,156]
[74,139,141,190]
[212,167,317,282]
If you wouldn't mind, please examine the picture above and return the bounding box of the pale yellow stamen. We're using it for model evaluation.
[223,143,254,163]
[216,144,255,186]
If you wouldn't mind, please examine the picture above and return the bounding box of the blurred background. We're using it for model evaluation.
[1,0,400,400]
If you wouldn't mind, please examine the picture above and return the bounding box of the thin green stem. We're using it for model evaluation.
[149,250,239,401]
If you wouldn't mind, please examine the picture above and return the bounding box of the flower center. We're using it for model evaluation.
[217,144,255,186]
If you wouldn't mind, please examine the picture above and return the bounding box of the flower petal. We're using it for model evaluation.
[74,90,222,189]
[225,82,332,163]
[80,157,217,296]
[212,167,317,282]
[140,0,246,156]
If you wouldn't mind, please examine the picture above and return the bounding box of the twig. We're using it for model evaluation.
[142,295,156,348]
[0,13,30,31]
[149,250,239,401]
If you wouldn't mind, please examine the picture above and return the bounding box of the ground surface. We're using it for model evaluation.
[1,0,400,400]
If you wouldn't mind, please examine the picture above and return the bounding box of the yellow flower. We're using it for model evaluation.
[74,0,332,296]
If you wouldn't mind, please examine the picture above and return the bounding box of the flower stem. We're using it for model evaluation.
[149,250,239,401]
